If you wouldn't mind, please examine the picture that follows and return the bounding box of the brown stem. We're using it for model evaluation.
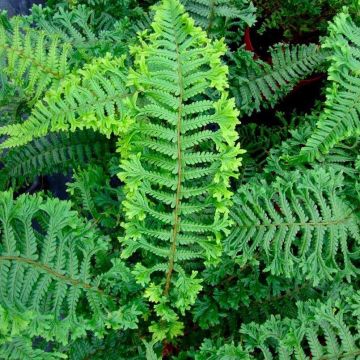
[163,36,184,296]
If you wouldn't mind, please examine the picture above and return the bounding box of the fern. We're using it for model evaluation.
[67,163,123,229]
[29,5,128,64]
[229,43,327,115]
[0,191,116,345]
[262,109,359,182]
[0,17,71,102]
[226,167,360,285]
[0,130,113,189]
[0,336,66,359]
[240,293,360,360]
[287,10,360,164]
[0,54,129,148]
[118,0,243,340]
[182,0,256,40]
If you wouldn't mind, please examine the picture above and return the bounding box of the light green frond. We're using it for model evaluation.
[118,0,243,339]
[0,54,130,149]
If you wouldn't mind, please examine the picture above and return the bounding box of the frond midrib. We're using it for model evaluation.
[0,255,103,295]
[164,15,185,296]
[231,213,355,229]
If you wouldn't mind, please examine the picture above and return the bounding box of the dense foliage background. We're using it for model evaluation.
[0,0,359,359]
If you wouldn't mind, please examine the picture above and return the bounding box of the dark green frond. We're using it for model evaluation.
[0,191,114,344]
[288,11,360,163]
[229,44,327,115]
[0,130,113,189]
[226,168,360,285]
[182,0,256,40]
[0,17,71,102]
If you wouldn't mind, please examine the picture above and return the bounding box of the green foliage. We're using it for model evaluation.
[227,167,359,285]
[229,43,327,115]
[118,0,243,339]
[0,0,359,358]
[67,161,123,230]
[29,4,129,64]
[0,191,117,345]
[0,130,113,189]
[182,0,256,41]
[0,17,71,102]
[254,0,360,40]
[288,10,360,163]
[0,54,129,148]
[240,292,360,359]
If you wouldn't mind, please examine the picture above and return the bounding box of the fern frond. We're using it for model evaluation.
[182,0,256,40]
[118,0,243,339]
[287,11,360,164]
[30,5,128,63]
[67,163,123,229]
[229,44,327,115]
[240,293,360,359]
[0,54,129,148]
[0,336,66,360]
[226,167,360,285]
[0,17,71,102]
[0,191,113,344]
[264,110,359,181]
[1,130,113,188]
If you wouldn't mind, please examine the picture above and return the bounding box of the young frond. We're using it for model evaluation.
[0,191,113,344]
[0,54,129,149]
[229,44,327,115]
[118,0,243,339]
[1,130,113,189]
[226,167,360,285]
[288,10,360,163]
[0,17,71,102]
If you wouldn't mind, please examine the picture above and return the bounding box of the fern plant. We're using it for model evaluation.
[288,9,360,163]
[0,191,118,344]
[118,0,243,339]
[226,167,359,285]
[0,0,359,358]
[228,43,327,115]
[0,130,113,190]
[0,17,71,102]
[182,0,256,41]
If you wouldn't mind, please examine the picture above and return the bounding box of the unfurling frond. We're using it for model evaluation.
[288,10,360,163]
[229,43,327,115]
[0,55,129,149]
[118,0,243,339]
[226,168,359,285]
